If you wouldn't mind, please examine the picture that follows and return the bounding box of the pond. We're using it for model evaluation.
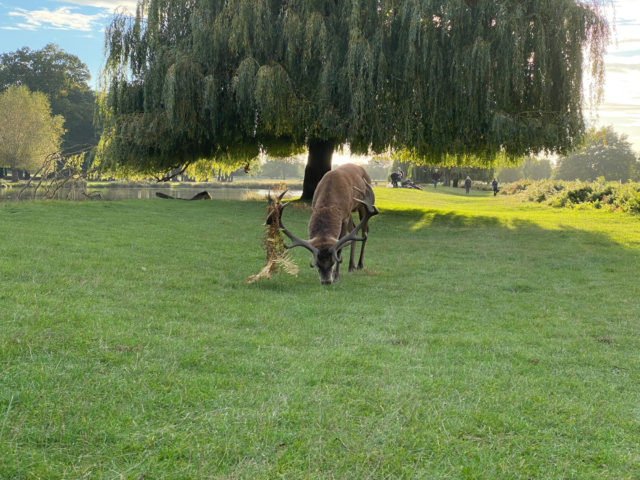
[0,185,302,202]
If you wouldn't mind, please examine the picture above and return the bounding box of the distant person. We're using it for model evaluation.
[432,170,440,188]
[492,178,499,196]
[390,168,404,188]
[464,176,472,194]
[402,178,422,190]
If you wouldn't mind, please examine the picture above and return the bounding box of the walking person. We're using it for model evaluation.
[464,176,472,194]
[491,178,499,196]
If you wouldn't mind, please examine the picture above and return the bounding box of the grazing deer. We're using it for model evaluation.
[279,163,379,285]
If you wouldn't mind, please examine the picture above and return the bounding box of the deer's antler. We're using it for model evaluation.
[265,189,289,226]
[279,202,320,266]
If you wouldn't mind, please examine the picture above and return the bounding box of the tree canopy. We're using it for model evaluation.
[0,86,65,180]
[555,127,639,182]
[0,44,97,150]
[99,0,609,197]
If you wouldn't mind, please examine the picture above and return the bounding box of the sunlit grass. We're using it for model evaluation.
[1,189,639,479]
[377,185,640,246]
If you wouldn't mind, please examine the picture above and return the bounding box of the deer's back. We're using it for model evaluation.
[312,163,371,213]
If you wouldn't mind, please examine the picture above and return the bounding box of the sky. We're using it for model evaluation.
[1,0,639,154]
[586,0,640,153]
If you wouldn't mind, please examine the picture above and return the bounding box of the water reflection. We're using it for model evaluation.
[0,186,301,202]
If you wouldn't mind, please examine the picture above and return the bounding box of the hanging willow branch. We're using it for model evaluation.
[154,163,192,182]
[99,0,610,176]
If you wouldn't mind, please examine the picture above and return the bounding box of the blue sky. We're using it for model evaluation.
[0,0,136,85]
[1,0,639,153]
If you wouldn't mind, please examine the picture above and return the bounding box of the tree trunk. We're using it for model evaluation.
[442,167,451,187]
[301,139,334,201]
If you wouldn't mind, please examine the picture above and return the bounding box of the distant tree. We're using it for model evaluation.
[523,157,553,180]
[362,160,392,182]
[0,44,97,149]
[258,158,304,179]
[0,86,65,181]
[498,156,553,182]
[555,127,639,182]
[100,0,609,199]
[404,162,493,186]
[497,164,524,183]
[446,166,494,187]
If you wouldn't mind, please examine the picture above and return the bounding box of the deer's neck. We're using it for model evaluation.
[308,206,343,245]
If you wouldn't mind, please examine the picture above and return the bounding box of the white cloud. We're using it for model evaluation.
[8,7,109,31]
[3,0,139,33]
[56,0,139,14]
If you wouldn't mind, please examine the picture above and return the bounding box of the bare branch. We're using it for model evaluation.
[154,163,191,183]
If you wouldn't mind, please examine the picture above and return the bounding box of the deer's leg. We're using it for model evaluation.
[347,216,358,272]
[335,219,350,281]
[356,215,369,270]
[348,239,357,271]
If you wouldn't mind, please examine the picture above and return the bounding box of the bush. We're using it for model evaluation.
[501,179,640,214]
[566,186,592,203]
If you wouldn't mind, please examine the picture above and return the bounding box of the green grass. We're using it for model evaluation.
[1,187,639,479]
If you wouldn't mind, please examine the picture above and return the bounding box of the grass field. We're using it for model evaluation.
[1,187,639,479]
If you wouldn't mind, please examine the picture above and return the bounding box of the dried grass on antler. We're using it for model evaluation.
[246,188,299,284]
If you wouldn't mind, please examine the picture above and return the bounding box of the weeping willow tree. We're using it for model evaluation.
[99,0,609,199]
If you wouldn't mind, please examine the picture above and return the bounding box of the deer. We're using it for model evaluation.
[277,163,379,285]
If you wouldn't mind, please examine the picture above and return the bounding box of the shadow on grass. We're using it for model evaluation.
[375,206,507,233]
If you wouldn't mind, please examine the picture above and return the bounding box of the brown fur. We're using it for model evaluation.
[309,164,372,243]
[309,163,374,283]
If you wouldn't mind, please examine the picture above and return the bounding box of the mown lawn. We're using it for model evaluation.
[1,187,639,479]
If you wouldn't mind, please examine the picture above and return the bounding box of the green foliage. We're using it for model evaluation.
[501,178,640,213]
[0,44,97,149]
[0,86,65,177]
[555,127,639,182]
[99,0,609,177]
